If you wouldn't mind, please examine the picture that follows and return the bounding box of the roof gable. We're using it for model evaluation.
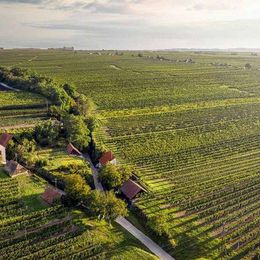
[67,143,82,156]
[121,179,146,200]
[99,151,115,166]
[0,133,12,147]
[42,186,64,204]
[4,160,25,176]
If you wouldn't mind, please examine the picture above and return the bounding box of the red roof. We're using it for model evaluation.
[67,143,81,156]
[0,133,12,147]
[41,186,64,204]
[99,151,115,166]
[120,179,146,200]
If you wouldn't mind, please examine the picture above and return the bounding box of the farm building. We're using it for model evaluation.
[4,160,28,177]
[0,133,13,164]
[120,179,146,200]
[67,143,82,157]
[41,186,65,204]
[97,151,117,168]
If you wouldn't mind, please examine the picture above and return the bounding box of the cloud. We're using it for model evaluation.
[0,0,260,49]
[0,0,43,3]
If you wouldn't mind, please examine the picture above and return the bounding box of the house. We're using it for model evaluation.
[4,160,28,177]
[41,186,65,204]
[97,151,117,168]
[0,133,13,164]
[67,143,82,157]
[120,179,146,200]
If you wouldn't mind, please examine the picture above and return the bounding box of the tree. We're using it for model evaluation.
[88,190,127,222]
[14,138,37,165]
[63,83,77,99]
[75,94,96,117]
[98,164,132,190]
[35,120,60,146]
[63,114,91,150]
[147,213,170,237]
[64,174,91,202]
[86,116,101,133]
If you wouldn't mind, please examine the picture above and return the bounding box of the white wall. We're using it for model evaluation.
[0,145,6,164]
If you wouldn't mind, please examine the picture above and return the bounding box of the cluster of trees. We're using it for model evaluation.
[0,66,99,152]
[98,164,132,190]
[2,66,127,222]
[63,174,127,221]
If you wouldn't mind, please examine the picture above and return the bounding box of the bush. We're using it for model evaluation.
[34,120,61,146]
[63,114,91,150]
[98,164,132,190]
[87,190,128,222]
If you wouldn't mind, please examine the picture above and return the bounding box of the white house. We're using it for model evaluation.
[0,133,12,165]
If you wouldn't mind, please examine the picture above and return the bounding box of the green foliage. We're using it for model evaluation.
[63,114,91,150]
[34,120,60,146]
[147,213,170,238]
[87,190,128,221]
[99,164,132,190]
[64,174,91,202]
[75,94,96,117]
[0,66,75,111]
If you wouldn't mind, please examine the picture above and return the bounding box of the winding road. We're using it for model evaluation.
[84,154,174,260]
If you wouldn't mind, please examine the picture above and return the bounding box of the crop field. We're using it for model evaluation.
[0,169,156,260]
[0,49,259,259]
[0,90,49,128]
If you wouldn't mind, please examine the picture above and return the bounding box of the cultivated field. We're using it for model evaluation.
[0,90,49,128]
[0,49,259,259]
[0,168,156,259]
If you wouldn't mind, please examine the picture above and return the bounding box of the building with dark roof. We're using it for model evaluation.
[41,186,65,204]
[67,143,82,157]
[120,179,146,200]
[4,160,28,177]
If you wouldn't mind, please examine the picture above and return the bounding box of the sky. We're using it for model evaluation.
[0,0,260,50]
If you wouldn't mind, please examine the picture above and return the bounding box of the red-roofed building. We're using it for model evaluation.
[41,186,65,204]
[120,179,146,200]
[97,151,117,168]
[67,143,82,157]
[0,133,12,164]
[4,160,28,177]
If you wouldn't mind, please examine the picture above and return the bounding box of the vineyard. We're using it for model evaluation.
[0,169,156,259]
[0,90,49,128]
[0,49,259,259]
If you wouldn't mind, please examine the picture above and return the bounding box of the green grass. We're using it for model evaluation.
[17,174,48,211]
[0,167,8,179]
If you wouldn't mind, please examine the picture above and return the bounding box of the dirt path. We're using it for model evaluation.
[0,123,37,130]
[109,64,122,70]
[84,154,174,260]
[0,82,20,92]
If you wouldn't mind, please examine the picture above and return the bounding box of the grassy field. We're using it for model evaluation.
[0,49,259,259]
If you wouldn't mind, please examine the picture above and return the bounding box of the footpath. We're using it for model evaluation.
[84,154,174,260]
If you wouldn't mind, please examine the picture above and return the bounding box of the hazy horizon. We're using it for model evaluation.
[0,0,260,50]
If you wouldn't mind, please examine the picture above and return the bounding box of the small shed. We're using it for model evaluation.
[97,151,117,167]
[67,143,82,157]
[4,160,28,177]
[41,186,64,204]
[120,179,146,200]
[0,133,13,164]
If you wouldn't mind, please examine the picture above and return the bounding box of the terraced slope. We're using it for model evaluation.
[0,91,49,128]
